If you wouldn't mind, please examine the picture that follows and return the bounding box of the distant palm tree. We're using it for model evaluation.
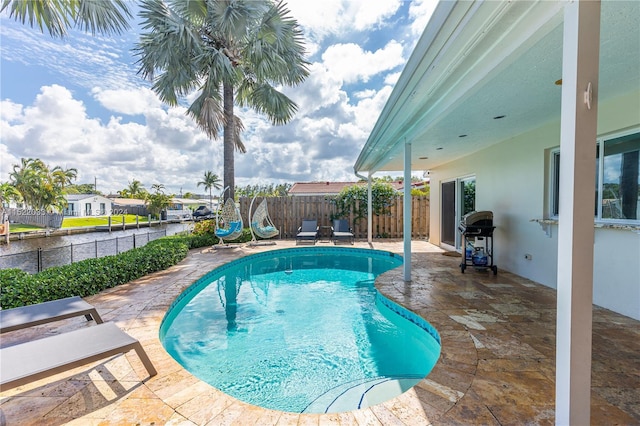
[8,158,77,211]
[151,183,166,194]
[125,180,146,199]
[0,0,132,38]
[197,171,222,209]
[51,165,78,189]
[0,182,22,207]
[135,0,309,202]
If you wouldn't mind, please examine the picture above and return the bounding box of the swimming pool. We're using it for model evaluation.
[160,247,441,413]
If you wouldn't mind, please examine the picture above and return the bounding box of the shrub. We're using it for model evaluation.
[332,181,397,225]
[191,220,254,244]
[0,237,189,309]
[193,219,217,236]
[0,229,260,309]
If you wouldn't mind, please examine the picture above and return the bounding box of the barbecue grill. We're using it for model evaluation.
[458,210,497,274]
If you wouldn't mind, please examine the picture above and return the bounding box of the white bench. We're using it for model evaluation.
[0,322,157,391]
[0,296,103,334]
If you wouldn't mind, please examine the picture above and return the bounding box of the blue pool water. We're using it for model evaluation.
[160,247,441,413]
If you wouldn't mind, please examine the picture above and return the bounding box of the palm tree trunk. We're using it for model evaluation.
[223,81,235,202]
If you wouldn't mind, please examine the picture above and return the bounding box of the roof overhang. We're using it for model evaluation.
[354,0,640,174]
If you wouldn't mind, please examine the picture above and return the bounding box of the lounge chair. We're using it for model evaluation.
[0,322,157,391]
[296,219,318,244]
[332,219,355,245]
[0,296,103,334]
[248,196,279,246]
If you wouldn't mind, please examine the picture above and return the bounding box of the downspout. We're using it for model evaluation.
[354,170,373,244]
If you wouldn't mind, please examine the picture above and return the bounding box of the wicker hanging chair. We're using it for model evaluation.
[215,188,243,245]
[249,196,279,245]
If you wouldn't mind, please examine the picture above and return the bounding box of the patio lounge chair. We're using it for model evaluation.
[0,322,157,391]
[248,196,279,245]
[296,219,318,244]
[332,219,355,245]
[0,296,103,334]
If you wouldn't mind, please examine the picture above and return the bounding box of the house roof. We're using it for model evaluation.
[289,181,406,195]
[354,1,640,174]
[65,194,111,202]
[289,182,360,195]
[109,198,147,206]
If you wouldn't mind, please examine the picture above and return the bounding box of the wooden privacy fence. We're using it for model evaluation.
[4,208,64,228]
[238,196,429,240]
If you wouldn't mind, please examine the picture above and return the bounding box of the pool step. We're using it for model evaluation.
[303,376,422,413]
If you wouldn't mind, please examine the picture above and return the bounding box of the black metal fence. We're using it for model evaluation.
[0,230,167,274]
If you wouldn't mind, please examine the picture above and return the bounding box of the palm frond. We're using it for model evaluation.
[187,92,224,140]
[209,0,267,41]
[1,0,72,37]
[74,0,132,36]
[237,81,298,125]
[1,0,131,38]
[233,115,246,153]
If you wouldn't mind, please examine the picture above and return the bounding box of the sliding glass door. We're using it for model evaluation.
[441,176,476,249]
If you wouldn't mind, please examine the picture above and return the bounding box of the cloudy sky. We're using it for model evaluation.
[1,0,437,196]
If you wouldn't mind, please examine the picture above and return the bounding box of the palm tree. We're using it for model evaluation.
[51,165,78,189]
[197,171,222,209]
[0,0,132,38]
[135,0,309,201]
[8,158,77,211]
[0,182,22,207]
[151,183,166,194]
[125,180,146,199]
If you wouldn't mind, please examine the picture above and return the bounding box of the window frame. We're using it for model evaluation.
[548,127,640,224]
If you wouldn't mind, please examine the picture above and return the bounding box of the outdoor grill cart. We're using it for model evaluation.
[458,210,497,275]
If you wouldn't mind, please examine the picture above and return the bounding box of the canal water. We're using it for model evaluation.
[0,222,193,274]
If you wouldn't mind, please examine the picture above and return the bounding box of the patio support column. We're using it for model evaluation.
[556,1,600,425]
[403,142,412,281]
[367,172,373,243]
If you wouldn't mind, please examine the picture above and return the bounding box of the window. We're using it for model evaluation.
[600,133,639,220]
[461,177,476,216]
[550,130,640,223]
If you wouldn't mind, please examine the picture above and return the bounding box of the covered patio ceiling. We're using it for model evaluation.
[354,0,640,174]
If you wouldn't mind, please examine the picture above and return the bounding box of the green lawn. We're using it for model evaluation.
[7,215,150,233]
[62,215,148,228]
[7,224,42,233]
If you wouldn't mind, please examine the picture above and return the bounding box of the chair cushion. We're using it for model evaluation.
[216,221,242,237]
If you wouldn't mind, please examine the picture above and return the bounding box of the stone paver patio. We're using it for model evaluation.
[1,240,638,425]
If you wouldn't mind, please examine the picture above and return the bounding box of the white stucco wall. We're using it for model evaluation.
[428,90,640,320]
[66,196,113,217]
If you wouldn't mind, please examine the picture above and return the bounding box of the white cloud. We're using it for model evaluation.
[92,87,162,115]
[409,0,440,37]
[0,84,219,194]
[288,0,403,41]
[322,41,405,84]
